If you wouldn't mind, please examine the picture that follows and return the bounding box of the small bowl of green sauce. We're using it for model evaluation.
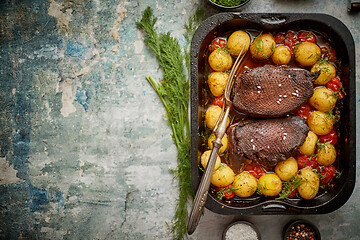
[208,0,251,11]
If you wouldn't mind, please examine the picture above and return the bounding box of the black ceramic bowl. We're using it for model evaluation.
[283,219,321,240]
[223,221,261,240]
[208,0,251,11]
[190,13,356,215]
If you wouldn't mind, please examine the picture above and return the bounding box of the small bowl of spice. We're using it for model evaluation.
[208,0,251,11]
[283,219,321,240]
[223,221,261,240]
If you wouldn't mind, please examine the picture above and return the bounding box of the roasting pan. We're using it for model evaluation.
[190,13,356,215]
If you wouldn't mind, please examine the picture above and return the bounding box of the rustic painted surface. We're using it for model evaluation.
[0,0,359,239]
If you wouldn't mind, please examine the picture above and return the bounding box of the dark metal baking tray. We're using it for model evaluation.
[190,13,356,215]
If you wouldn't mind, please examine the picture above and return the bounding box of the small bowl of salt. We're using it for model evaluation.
[223,221,261,240]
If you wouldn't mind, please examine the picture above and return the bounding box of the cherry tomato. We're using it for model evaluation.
[212,95,224,108]
[245,162,266,179]
[274,32,285,44]
[317,165,337,184]
[284,30,298,54]
[209,37,227,52]
[217,186,236,200]
[297,31,317,43]
[294,104,311,120]
[321,44,337,62]
[318,129,338,145]
[296,154,318,169]
[288,189,298,198]
[326,77,344,99]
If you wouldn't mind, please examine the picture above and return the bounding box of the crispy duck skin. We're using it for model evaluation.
[227,116,309,171]
[233,65,320,118]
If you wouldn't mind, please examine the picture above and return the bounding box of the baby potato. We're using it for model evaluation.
[299,131,318,156]
[207,72,229,97]
[208,133,228,154]
[272,45,292,65]
[226,30,251,56]
[275,157,298,181]
[307,111,334,135]
[205,105,230,130]
[316,143,336,166]
[311,61,336,85]
[258,173,282,197]
[250,33,276,60]
[208,48,233,72]
[200,150,221,171]
[309,87,337,113]
[294,42,321,66]
[211,164,235,188]
[233,172,258,197]
[297,168,320,200]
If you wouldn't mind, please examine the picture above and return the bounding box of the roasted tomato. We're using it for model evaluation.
[216,185,236,200]
[296,154,318,169]
[288,188,298,198]
[318,129,338,145]
[209,37,227,52]
[317,165,337,184]
[212,95,224,108]
[245,162,266,179]
[294,103,312,120]
[326,77,344,99]
[284,30,298,54]
[274,32,286,44]
[297,31,317,43]
[321,44,337,62]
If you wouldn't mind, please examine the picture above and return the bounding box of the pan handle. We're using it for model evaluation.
[261,203,287,212]
[260,15,288,25]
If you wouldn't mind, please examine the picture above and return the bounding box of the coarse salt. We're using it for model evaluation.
[225,223,259,240]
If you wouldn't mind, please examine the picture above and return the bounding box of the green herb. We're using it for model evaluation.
[216,186,238,200]
[211,0,247,7]
[276,175,302,200]
[137,7,205,240]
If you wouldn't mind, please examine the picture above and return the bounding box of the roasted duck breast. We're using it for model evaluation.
[233,65,320,118]
[227,116,309,171]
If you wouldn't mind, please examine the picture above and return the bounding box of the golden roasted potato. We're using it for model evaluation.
[258,173,282,197]
[233,172,258,197]
[309,87,337,113]
[297,168,319,200]
[299,131,318,156]
[207,72,229,97]
[316,143,336,166]
[208,48,233,72]
[275,157,298,181]
[200,150,221,171]
[208,133,228,154]
[272,45,292,65]
[294,42,321,66]
[311,61,336,85]
[307,111,334,135]
[227,30,251,56]
[211,164,235,188]
[250,33,276,60]
[205,105,230,130]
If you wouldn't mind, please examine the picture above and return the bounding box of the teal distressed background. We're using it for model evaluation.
[0,0,359,239]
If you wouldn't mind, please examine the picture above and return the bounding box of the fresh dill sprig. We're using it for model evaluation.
[137,7,205,240]
[276,175,302,200]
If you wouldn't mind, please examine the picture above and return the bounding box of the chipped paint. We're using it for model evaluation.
[109,1,130,52]
[48,0,73,30]
[0,157,20,184]
[57,78,80,117]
